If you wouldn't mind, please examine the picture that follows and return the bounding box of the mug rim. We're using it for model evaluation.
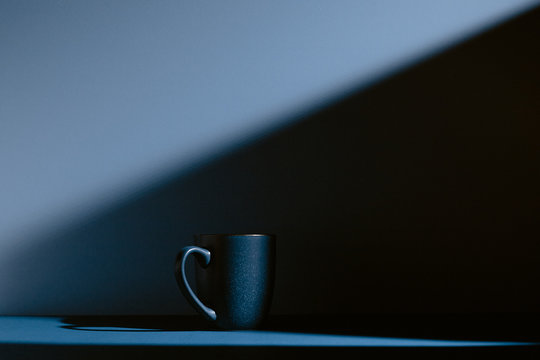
[197,233,275,237]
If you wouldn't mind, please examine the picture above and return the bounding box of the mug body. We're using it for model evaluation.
[195,234,275,329]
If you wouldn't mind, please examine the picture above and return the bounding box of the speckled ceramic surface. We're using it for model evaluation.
[176,234,275,330]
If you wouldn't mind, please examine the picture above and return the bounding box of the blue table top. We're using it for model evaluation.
[0,315,537,348]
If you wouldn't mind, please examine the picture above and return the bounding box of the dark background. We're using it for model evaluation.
[4,6,540,316]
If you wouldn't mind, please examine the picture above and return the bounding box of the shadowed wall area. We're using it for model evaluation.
[3,7,540,315]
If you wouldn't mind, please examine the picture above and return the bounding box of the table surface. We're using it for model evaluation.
[1,314,539,359]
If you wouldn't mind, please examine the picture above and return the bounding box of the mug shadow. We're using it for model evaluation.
[60,315,209,332]
[60,314,540,343]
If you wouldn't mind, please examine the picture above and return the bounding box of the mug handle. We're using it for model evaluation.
[175,246,217,322]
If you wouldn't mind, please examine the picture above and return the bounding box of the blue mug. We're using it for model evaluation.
[175,234,276,330]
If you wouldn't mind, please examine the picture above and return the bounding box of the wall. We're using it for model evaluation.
[1,1,539,314]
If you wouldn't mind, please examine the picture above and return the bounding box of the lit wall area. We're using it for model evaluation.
[0,0,539,315]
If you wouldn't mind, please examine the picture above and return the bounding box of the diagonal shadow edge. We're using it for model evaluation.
[2,6,540,316]
[3,0,536,250]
